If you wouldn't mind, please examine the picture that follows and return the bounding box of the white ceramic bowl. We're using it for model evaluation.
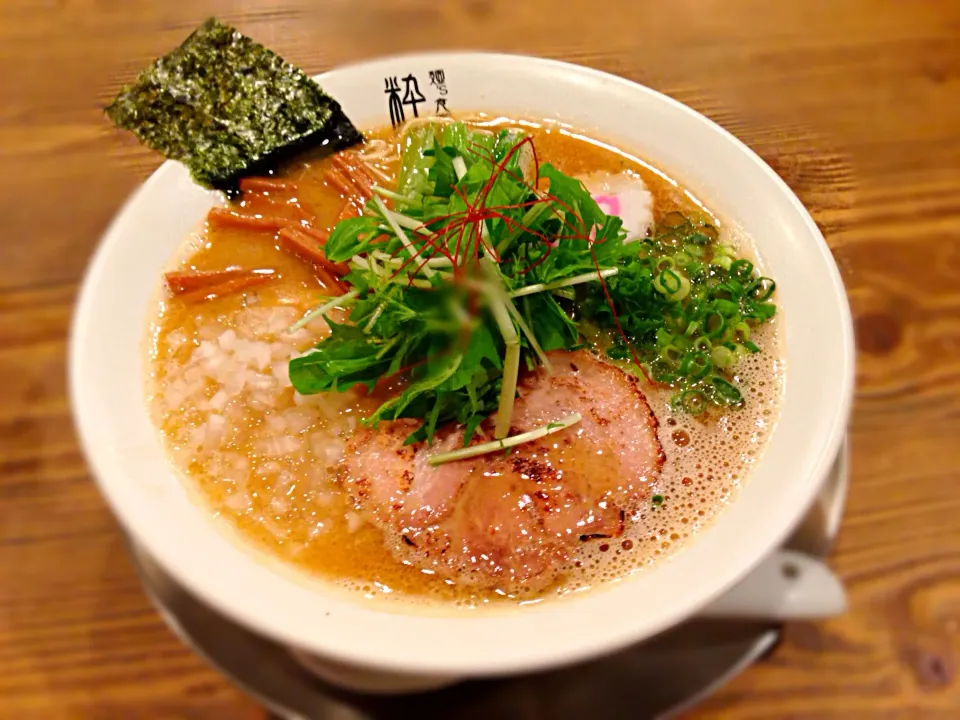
[71,52,854,682]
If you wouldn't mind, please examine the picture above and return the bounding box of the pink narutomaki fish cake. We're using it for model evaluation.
[341,350,665,594]
[579,171,655,241]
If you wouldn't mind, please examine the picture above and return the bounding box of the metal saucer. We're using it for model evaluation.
[129,439,849,720]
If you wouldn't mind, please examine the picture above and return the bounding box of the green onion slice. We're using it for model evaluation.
[748,277,777,301]
[711,345,735,369]
[657,269,682,295]
[693,336,712,354]
[711,376,744,406]
[661,344,684,366]
[704,311,727,338]
[680,389,708,415]
[680,351,711,381]
[729,258,754,280]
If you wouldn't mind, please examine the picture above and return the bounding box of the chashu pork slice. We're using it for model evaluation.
[341,350,665,594]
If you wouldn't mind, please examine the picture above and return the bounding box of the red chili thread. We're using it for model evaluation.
[373,135,649,381]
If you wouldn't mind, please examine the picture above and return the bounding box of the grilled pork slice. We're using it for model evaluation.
[341,350,665,593]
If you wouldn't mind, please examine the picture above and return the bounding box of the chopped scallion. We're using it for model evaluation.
[679,389,708,415]
[711,345,734,369]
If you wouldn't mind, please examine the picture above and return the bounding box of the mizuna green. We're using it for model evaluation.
[288,121,777,448]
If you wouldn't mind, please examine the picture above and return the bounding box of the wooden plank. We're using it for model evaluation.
[2,1,959,717]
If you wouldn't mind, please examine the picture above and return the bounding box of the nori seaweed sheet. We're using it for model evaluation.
[105,18,361,193]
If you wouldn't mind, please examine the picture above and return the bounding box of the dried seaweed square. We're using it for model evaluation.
[105,18,361,191]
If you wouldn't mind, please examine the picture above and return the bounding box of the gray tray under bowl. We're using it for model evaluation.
[129,439,849,720]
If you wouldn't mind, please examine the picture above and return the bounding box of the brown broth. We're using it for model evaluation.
[147,116,783,609]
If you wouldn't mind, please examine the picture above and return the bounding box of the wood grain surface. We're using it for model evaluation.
[2,0,959,717]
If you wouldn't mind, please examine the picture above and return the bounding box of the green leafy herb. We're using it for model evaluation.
[105,18,362,193]
[287,121,778,444]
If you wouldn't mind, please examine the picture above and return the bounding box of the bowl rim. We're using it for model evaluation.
[70,50,855,676]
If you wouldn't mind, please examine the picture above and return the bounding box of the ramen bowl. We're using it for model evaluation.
[70,52,854,691]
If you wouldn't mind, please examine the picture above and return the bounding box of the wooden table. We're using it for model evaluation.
[2,1,959,717]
